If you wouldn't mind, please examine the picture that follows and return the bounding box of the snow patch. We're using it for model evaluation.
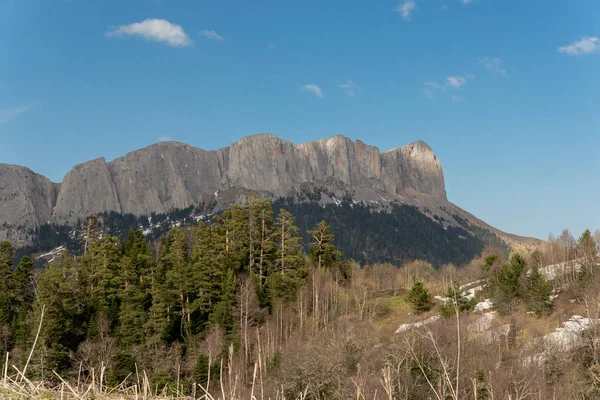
[474,299,493,313]
[395,315,441,334]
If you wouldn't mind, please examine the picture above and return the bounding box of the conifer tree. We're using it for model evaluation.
[268,210,307,302]
[524,266,552,317]
[191,222,227,333]
[308,220,351,280]
[406,280,433,314]
[118,231,153,347]
[0,241,15,327]
[12,256,35,345]
[440,281,476,318]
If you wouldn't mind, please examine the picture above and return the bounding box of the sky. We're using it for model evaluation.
[1,0,599,240]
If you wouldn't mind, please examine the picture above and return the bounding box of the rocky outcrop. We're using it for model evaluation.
[1,134,449,241]
[0,164,58,241]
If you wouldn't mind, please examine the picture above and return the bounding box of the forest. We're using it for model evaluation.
[18,196,509,269]
[1,198,599,399]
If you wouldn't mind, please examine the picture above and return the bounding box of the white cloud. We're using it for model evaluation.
[0,103,36,124]
[158,136,172,142]
[424,75,470,100]
[558,36,599,56]
[441,4,449,10]
[301,84,324,98]
[395,1,416,20]
[199,29,225,41]
[459,0,473,4]
[478,56,507,77]
[106,18,192,47]
[339,80,357,97]
[446,76,467,88]
[452,95,465,102]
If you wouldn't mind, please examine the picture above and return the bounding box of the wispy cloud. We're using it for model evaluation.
[452,95,465,102]
[199,29,225,41]
[0,103,36,124]
[446,76,467,88]
[424,75,470,100]
[106,18,192,47]
[339,80,357,97]
[158,136,172,142]
[301,84,324,98]
[459,0,473,4]
[478,56,507,77]
[395,1,416,20]
[558,36,599,56]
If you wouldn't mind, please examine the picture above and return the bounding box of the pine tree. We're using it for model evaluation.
[494,253,527,315]
[406,280,433,314]
[268,210,307,302]
[12,256,35,345]
[88,235,123,330]
[145,237,175,346]
[579,229,598,272]
[308,220,350,280]
[118,231,153,347]
[191,222,228,333]
[524,266,552,317]
[0,241,15,327]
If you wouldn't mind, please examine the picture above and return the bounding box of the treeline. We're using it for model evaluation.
[0,199,351,392]
[18,195,508,269]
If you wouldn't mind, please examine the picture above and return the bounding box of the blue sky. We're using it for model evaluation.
[1,0,599,240]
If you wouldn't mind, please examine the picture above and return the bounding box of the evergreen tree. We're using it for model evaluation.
[88,235,123,331]
[440,281,476,318]
[0,241,15,327]
[191,222,227,333]
[494,253,527,315]
[118,231,153,347]
[308,220,351,280]
[579,229,598,272]
[12,256,35,345]
[268,210,307,302]
[406,280,433,314]
[33,250,86,376]
[524,266,552,317]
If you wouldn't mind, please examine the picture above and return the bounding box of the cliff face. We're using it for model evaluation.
[0,164,58,242]
[0,134,447,240]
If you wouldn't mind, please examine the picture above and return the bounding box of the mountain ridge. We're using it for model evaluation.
[0,133,539,249]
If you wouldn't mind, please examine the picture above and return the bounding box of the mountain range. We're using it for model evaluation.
[0,133,539,253]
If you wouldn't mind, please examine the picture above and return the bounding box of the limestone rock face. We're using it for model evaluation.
[108,142,228,215]
[52,158,121,223]
[0,134,448,241]
[0,164,58,241]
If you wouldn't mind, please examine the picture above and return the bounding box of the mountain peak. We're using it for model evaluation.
[1,133,449,242]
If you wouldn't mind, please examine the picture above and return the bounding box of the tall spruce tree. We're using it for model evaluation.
[268,210,307,302]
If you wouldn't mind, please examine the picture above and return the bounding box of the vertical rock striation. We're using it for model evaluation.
[0,134,448,241]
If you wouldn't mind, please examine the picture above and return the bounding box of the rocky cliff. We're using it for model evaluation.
[1,134,460,243]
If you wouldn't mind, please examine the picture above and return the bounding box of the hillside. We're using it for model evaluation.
[0,134,540,255]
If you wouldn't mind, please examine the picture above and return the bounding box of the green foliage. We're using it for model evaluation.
[0,241,15,327]
[489,253,553,317]
[277,199,495,267]
[406,281,433,314]
[475,369,490,400]
[2,199,354,387]
[493,254,527,315]
[45,343,72,377]
[524,266,553,317]
[439,281,476,318]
